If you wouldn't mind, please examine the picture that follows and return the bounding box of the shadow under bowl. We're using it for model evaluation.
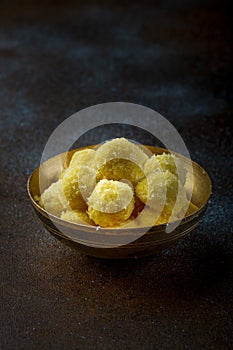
[27,145,212,259]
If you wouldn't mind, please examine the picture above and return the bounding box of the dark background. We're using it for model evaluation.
[0,0,233,349]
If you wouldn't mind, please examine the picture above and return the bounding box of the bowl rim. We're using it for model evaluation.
[27,145,212,234]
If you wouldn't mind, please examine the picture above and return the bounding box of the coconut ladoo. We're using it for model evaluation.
[39,179,68,216]
[95,138,149,186]
[62,165,97,211]
[136,170,189,217]
[144,153,187,185]
[69,148,96,169]
[87,179,135,227]
[61,210,95,226]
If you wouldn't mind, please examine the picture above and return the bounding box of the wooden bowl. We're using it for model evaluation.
[27,145,212,259]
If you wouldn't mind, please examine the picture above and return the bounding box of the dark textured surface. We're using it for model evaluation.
[0,1,233,349]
